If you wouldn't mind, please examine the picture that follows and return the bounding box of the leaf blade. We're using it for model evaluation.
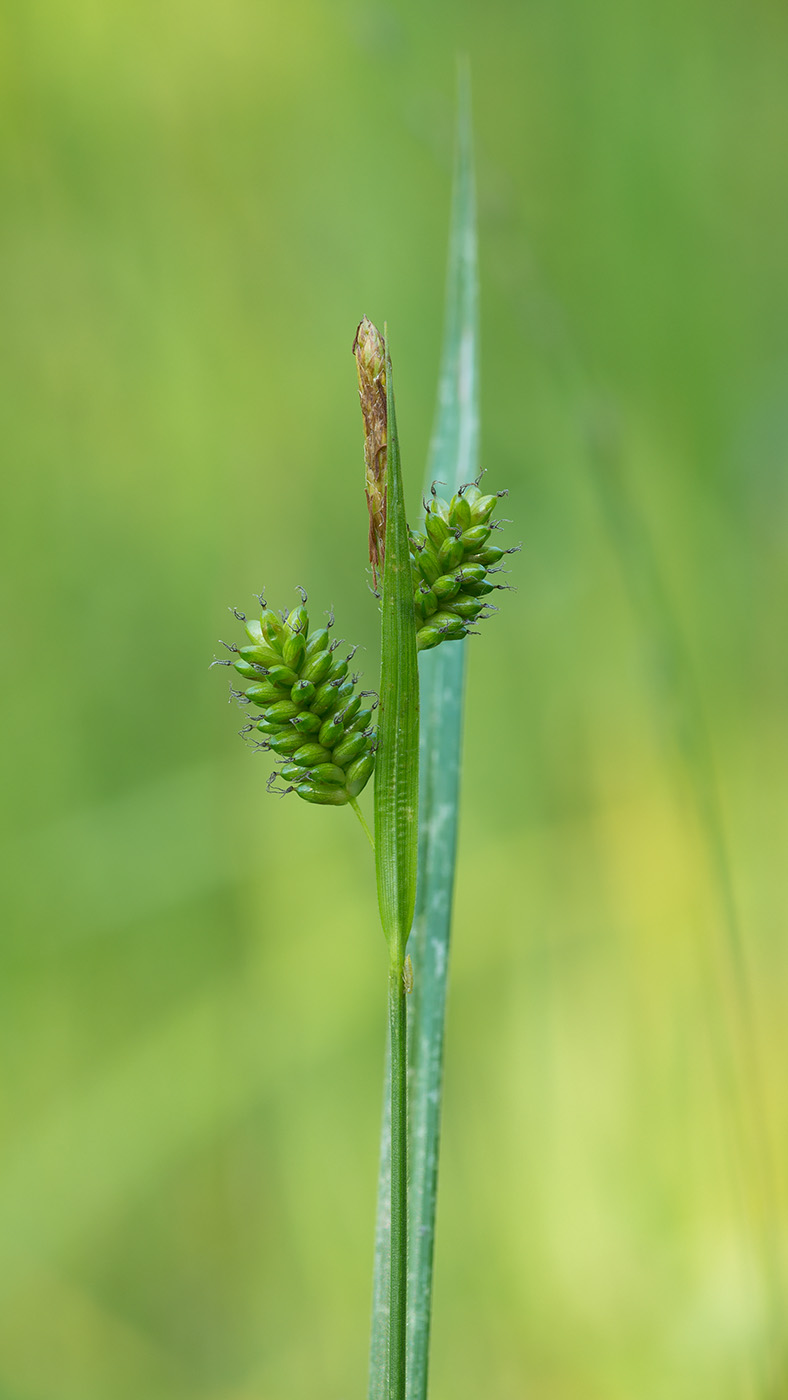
[373,333,420,955]
[407,65,479,1400]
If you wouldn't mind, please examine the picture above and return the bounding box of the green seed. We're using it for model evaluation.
[239,643,283,670]
[244,619,265,646]
[304,628,330,659]
[429,494,450,523]
[429,611,467,639]
[454,563,487,587]
[415,545,441,587]
[286,605,309,635]
[256,719,279,735]
[416,625,443,652]
[414,584,437,622]
[349,707,374,732]
[470,493,499,524]
[291,679,316,707]
[266,663,299,688]
[334,680,355,708]
[234,659,267,681]
[470,545,504,566]
[460,524,491,551]
[425,511,450,547]
[245,682,287,706]
[301,650,333,684]
[295,782,349,806]
[432,573,461,602]
[340,693,362,724]
[308,763,347,786]
[293,741,333,767]
[449,592,484,620]
[438,535,464,572]
[263,700,300,724]
[312,680,342,715]
[332,730,367,766]
[269,731,305,756]
[345,752,375,797]
[328,656,349,682]
[260,610,285,650]
[448,492,472,531]
[461,578,495,597]
[319,712,345,748]
[280,762,307,782]
[282,630,306,670]
[291,710,322,735]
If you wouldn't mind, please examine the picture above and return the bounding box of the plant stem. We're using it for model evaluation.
[388,953,408,1400]
[350,797,375,851]
[368,1039,391,1400]
[368,328,419,1400]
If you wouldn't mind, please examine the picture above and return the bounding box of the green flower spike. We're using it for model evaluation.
[408,476,518,650]
[221,591,377,811]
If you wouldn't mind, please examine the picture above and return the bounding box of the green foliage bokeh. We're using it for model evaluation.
[1,1,786,1396]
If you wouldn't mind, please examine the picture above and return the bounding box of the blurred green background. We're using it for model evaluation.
[1,0,786,1396]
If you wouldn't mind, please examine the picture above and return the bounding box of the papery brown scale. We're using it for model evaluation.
[353,316,388,587]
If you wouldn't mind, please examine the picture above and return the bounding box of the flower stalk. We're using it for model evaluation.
[372,329,420,1400]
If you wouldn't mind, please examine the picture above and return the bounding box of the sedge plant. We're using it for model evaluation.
[215,81,511,1400]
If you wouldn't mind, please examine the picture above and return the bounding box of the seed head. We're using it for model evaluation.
[353,316,387,588]
[217,595,377,805]
[408,481,515,650]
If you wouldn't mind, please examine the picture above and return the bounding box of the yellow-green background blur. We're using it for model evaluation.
[1,2,786,1397]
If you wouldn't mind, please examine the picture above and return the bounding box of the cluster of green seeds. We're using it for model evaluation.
[217,480,513,803]
[219,594,377,806]
[409,478,517,650]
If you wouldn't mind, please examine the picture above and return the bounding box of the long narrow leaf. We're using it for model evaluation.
[407,67,479,1400]
[369,331,420,1400]
[374,332,420,955]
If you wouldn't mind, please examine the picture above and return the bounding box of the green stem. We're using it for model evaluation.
[350,796,375,851]
[388,953,408,1400]
[365,323,418,1400]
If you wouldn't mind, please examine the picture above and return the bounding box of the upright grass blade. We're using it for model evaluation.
[407,67,479,1400]
[374,333,420,958]
[372,332,420,1400]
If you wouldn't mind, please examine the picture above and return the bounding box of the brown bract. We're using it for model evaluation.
[353,316,387,589]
